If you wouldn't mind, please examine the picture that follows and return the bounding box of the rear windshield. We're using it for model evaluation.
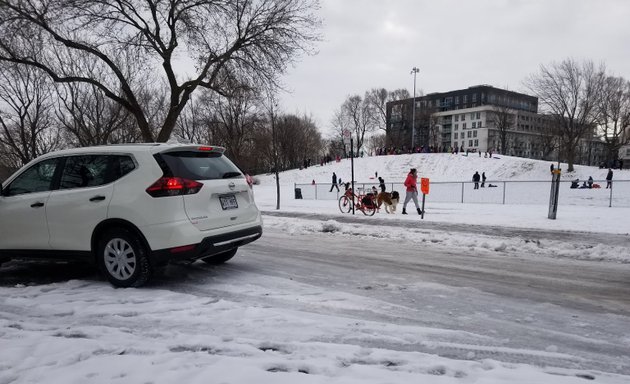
[156,151,243,181]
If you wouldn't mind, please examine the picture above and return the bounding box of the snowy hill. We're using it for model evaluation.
[256,153,628,186]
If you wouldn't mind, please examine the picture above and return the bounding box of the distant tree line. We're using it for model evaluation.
[0,63,324,176]
[329,88,410,158]
[525,58,630,172]
[0,0,323,177]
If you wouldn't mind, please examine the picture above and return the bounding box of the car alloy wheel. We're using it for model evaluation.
[97,228,150,287]
[104,238,137,280]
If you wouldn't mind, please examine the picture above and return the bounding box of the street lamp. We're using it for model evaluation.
[410,67,419,151]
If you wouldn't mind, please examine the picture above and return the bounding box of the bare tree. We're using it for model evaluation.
[0,0,321,143]
[339,94,376,155]
[56,82,140,146]
[597,76,630,163]
[365,88,410,132]
[525,58,605,171]
[427,113,441,150]
[330,108,352,157]
[531,114,561,160]
[174,96,212,145]
[0,63,61,168]
[203,88,262,168]
[366,133,386,155]
[274,113,322,169]
[487,105,515,154]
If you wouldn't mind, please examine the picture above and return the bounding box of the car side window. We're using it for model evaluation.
[3,158,59,196]
[110,155,136,181]
[60,155,109,189]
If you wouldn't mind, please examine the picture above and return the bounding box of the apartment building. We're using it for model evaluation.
[386,85,605,165]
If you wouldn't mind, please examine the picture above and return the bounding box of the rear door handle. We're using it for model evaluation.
[89,195,106,202]
[30,202,45,208]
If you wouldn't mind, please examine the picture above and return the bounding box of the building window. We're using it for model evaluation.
[462,123,467,129]
[472,122,477,128]
[455,115,459,122]
[474,139,479,146]
[467,131,472,138]
[476,112,481,119]
[461,114,466,120]
[463,95,468,103]
[455,96,459,104]
[469,140,473,146]
[472,93,477,102]
[473,130,477,138]
[454,123,459,130]
[454,132,458,139]
[470,113,475,120]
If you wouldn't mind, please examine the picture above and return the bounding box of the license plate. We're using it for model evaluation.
[219,195,238,210]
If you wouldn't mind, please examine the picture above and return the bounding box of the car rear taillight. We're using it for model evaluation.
[146,177,203,197]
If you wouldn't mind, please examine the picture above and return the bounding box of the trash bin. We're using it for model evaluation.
[294,188,302,199]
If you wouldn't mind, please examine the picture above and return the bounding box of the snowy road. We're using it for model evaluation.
[192,220,630,372]
[2,214,630,383]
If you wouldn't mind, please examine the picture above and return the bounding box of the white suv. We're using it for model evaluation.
[0,143,263,287]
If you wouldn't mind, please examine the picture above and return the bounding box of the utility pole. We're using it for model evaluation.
[410,67,419,151]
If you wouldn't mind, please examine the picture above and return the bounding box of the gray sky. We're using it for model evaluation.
[277,0,630,137]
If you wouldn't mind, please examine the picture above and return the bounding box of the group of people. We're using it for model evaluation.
[373,145,496,157]
[328,169,424,215]
[472,171,487,189]
[569,168,614,189]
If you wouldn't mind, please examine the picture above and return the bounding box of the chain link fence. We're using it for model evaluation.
[294,179,630,208]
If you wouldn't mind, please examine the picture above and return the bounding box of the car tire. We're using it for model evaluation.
[97,228,151,287]
[201,248,238,265]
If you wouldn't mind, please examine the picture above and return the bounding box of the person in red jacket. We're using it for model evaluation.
[402,168,422,215]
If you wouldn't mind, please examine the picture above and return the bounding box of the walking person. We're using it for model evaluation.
[472,171,480,189]
[378,176,386,192]
[481,172,486,188]
[329,172,340,192]
[402,168,422,215]
[606,168,613,189]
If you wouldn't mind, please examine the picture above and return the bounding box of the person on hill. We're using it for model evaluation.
[587,176,593,189]
[570,179,579,189]
[606,168,613,189]
[472,171,480,189]
[329,172,339,192]
[481,172,486,188]
[402,168,422,215]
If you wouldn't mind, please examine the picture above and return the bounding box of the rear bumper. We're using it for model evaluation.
[152,225,262,264]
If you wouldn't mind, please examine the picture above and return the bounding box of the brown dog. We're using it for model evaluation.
[376,191,400,213]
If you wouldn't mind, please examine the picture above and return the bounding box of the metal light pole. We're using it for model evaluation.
[410,67,419,151]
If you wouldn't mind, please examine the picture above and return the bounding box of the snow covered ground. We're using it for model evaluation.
[256,153,630,237]
[2,153,630,383]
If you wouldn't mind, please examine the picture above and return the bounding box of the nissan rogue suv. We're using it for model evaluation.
[0,143,263,287]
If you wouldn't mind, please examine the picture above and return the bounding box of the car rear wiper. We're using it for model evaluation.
[222,172,242,179]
